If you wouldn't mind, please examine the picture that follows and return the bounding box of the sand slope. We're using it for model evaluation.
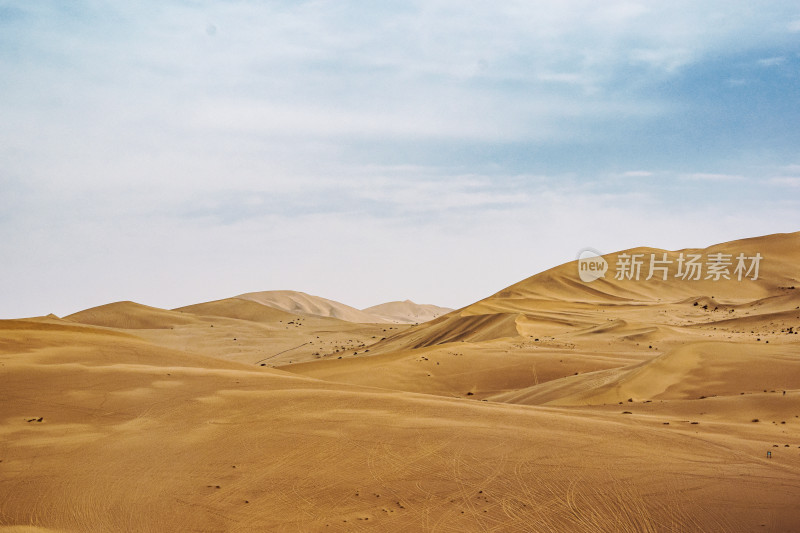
[2,319,799,531]
[64,301,202,329]
[491,341,800,406]
[489,231,799,305]
[175,297,301,323]
[426,231,800,355]
[59,295,409,368]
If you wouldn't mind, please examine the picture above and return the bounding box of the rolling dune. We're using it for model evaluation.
[65,301,202,330]
[237,290,390,323]
[3,231,800,531]
[362,300,454,324]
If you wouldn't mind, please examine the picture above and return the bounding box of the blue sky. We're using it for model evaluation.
[1,1,799,317]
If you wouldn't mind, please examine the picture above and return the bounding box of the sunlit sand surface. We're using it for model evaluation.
[2,232,799,531]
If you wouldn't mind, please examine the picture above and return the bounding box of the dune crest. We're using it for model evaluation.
[236,290,391,323]
[65,301,201,329]
[362,300,453,324]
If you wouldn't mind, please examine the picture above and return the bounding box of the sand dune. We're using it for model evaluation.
[490,231,799,305]
[367,312,522,353]
[362,300,453,324]
[152,300,401,367]
[60,295,410,367]
[3,318,799,531]
[490,341,800,406]
[286,337,632,400]
[3,231,800,531]
[237,290,391,323]
[65,301,202,329]
[339,231,799,360]
[175,297,307,323]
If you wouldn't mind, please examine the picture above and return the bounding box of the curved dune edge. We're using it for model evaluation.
[490,341,800,406]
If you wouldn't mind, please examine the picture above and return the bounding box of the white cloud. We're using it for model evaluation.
[726,78,748,86]
[628,48,693,72]
[681,173,745,182]
[757,56,786,67]
[768,177,800,187]
[620,170,654,178]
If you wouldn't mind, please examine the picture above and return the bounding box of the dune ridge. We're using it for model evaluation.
[237,290,390,323]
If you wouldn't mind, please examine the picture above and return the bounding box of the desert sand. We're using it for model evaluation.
[1,231,799,532]
[362,301,453,324]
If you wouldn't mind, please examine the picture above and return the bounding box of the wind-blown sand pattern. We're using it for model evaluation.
[2,232,799,531]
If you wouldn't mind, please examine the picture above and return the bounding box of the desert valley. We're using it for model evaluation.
[1,231,799,532]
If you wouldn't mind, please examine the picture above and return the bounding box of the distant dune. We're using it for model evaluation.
[237,290,391,323]
[65,300,202,329]
[362,300,453,324]
[175,297,302,324]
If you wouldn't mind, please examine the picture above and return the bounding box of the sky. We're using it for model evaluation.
[1,0,799,318]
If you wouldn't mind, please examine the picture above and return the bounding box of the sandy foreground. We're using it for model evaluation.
[2,232,799,532]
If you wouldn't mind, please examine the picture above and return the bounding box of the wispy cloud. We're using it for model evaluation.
[681,173,746,182]
[726,78,748,86]
[620,171,655,178]
[768,177,800,187]
[757,56,786,67]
